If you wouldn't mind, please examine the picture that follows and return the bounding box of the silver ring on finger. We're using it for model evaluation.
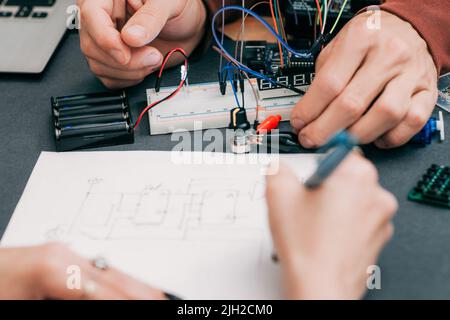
[91,256,109,271]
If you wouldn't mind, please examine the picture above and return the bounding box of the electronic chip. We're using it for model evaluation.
[408,164,450,208]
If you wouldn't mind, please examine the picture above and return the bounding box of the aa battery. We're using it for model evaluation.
[52,91,126,108]
[53,101,127,117]
[56,112,129,128]
[55,121,130,140]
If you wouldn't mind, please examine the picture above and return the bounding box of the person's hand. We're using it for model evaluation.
[77,0,206,89]
[0,243,165,300]
[266,153,397,299]
[291,11,438,149]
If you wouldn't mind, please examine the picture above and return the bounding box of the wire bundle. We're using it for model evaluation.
[212,1,350,93]
[133,48,188,129]
[315,0,349,36]
[213,6,312,97]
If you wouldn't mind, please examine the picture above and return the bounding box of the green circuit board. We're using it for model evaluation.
[408,164,450,208]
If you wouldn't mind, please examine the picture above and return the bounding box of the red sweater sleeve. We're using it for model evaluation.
[380,0,450,75]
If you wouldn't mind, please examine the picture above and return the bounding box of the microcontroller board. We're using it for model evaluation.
[244,41,315,99]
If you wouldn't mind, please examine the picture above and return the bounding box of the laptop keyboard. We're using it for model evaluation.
[0,0,57,19]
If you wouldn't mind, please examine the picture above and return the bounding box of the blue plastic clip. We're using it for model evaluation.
[410,111,445,146]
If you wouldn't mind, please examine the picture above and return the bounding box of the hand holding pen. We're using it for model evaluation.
[266,148,398,299]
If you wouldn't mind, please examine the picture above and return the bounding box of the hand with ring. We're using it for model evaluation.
[0,243,167,300]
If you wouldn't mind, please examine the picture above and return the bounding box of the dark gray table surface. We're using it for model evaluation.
[0,32,449,299]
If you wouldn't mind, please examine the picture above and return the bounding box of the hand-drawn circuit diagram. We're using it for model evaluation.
[45,177,268,243]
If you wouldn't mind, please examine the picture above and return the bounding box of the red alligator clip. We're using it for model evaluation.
[257,115,282,134]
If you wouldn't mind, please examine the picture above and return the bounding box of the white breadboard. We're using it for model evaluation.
[146,80,302,135]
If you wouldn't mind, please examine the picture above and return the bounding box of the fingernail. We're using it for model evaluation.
[124,25,149,41]
[109,49,126,65]
[143,52,161,67]
[300,134,314,149]
[291,118,305,131]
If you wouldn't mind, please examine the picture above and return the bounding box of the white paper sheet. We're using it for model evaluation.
[1,151,319,299]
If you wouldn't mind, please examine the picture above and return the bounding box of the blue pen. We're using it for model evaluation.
[304,131,359,189]
[271,131,358,263]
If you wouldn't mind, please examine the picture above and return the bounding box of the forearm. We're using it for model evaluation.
[380,0,450,74]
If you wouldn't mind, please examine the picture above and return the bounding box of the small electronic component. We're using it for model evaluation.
[410,111,445,145]
[230,130,303,154]
[408,164,450,208]
[231,130,253,154]
[228,107,251,130]
[230,111,303,154]
[437,72,450,113]
[52,91,134,152]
